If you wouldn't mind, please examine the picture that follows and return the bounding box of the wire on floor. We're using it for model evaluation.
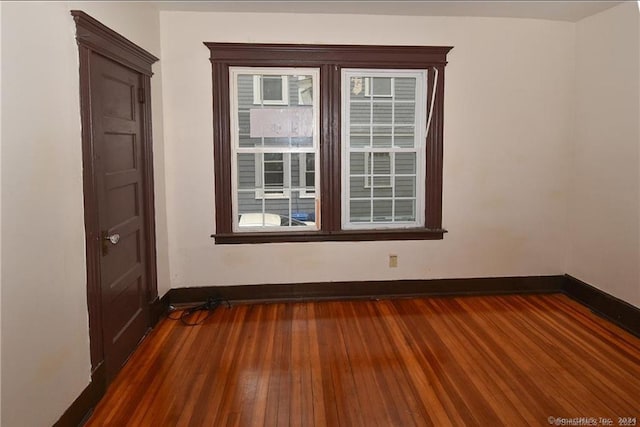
[167,297,231,326]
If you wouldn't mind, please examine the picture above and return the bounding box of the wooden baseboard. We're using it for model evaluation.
[53,362,105,427]
[563,274,640,338]
[166,275,565,305]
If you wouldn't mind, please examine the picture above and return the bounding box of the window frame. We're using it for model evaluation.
[206,42,452,244]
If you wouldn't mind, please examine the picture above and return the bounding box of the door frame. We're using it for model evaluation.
[72,10,159,382]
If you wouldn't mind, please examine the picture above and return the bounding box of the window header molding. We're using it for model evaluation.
[205,42,453,67]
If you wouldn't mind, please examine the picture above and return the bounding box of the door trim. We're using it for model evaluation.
[72,10,159,373]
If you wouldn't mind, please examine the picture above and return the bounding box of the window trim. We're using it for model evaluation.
[206,42,452,244]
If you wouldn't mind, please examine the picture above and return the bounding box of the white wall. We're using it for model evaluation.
[0,2,167,426]
[568,2,640,309]
[160,11,574,288]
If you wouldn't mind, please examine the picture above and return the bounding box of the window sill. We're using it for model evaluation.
[211,228,446,244]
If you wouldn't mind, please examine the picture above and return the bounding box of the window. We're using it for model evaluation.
[232,67,319,232]
[207,43,452,243]
[299,153,316,198]
[343,70,426,229]
[254,153,290,199]
[253,75,288,105]
[364,77,393,98]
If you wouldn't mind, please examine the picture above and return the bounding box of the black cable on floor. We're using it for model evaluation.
[167,297,231,326]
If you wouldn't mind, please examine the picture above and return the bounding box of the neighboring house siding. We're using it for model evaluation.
[236,74,416,221]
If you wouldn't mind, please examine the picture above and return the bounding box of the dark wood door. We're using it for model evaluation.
[90,52,150,381]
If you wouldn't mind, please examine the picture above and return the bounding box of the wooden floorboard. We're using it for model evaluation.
[85,294,640,426]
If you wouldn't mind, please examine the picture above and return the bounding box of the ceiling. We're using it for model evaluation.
[157,1,627,22]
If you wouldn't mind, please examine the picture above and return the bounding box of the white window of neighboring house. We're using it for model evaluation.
[253,75,289,105]
[363,152,392,189]
[342,69,427,229]
[299,153,316,198]
[364,76,394,98]
[231,67,320,232]
[254,153,290,199]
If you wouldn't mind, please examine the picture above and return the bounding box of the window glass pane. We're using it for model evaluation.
[372,78,392,96]
[290,154,301,187]
[237,75,254,105]
[350,176,369,198]
[394,126,414,148]
[372,176,392,191]
[395,153,416,175]
[350,103,370,124]
[239,136,262,148]
[262,76,284,102]
[290,191,316,223]
[296,75,313,105]
[305,153,315,171]
[394,103,415,124]
[372,184,392,198]
[265,197,290,224]
[350,76,366,100]
[238,73,315,149]
[304,153,315,191]
[368,77,392,97]
[237,153,257,189]
[372,127,392,148]
[372,199,393,221]
[394,176,416,197]
[264,152,284,190]
[237,191,264,222]
[350,200,371,222]
[394,78,416,101]
[372,102,392,124]
[394,200,416,221]
[372,153,391,174]
[305,172,314,190]
[350,127,371,148]
[238,111,251,136]
[350,152,367,174]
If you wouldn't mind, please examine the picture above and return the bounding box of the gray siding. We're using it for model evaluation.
[235,73,418,223]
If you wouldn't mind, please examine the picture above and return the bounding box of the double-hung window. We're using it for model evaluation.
[343,70,426,229]
[207,43,452,243]
[231,68,319,231]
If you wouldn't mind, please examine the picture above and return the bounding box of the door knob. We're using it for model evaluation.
[100,231,119,255]
[104,233,120,244]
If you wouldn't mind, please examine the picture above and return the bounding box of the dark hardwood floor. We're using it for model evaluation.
[85,294,640,426]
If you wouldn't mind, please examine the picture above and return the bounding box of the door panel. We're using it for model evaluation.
[90,52,150,381]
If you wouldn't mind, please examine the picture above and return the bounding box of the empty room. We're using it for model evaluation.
[1,1,640,426]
